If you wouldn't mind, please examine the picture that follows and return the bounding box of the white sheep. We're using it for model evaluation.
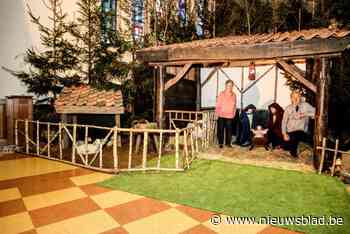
[76,139,102,155]
[187,120,205,139]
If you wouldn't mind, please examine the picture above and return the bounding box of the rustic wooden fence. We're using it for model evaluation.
[166,109,217,148]
[15,119,202,173]
[317,137,350,176]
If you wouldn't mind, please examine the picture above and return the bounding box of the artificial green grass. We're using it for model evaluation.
[99,157,350,234]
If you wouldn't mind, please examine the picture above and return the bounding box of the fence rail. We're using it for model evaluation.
[15,117,207,173]
[317,137,350,176]
[166,109,217,147]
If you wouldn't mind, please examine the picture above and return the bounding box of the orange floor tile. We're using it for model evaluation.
[0,154,303,234]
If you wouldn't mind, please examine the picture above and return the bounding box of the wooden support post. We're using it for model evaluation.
[72,124,76,163]
[36,121,39,155]
[314,57,330,169]
[25,120,29,154]
[47,123,51,158]
[115,114,121,146]
[196,65,201,111]
[128,132,133,169]
[318,137,327,174]
[15,120,18,147]
[157,132,163,169]
[175,129,180,169]
[142,132,148,169]
[331,139,339,176]
[241,67,244,111]
[113,128,118,171]
[274,65,278,102]
[156,65,165,129]
[153,67,157,122]
[59,122,62,160]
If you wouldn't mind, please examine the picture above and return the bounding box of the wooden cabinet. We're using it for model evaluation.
[6,96,33,145]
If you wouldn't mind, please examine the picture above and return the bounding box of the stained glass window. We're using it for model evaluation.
[179,0,187,26]
[101,0,117,44]
[133,0,144,41]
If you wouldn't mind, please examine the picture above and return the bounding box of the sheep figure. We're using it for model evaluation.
[76,138,102,155]
[187,120,205,139]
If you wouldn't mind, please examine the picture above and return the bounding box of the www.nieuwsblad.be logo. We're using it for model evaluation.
[210,215,344,226]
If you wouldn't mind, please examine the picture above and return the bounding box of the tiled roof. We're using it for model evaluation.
[138,28,350,52]
[55,84,124,114]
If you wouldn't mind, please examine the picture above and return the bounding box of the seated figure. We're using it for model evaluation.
[237,104,257,146]
[250,125,269,151]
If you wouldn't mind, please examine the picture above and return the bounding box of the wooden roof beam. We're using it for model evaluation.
[137,37,350,64]
[277,60,317,93]
[164,63,192,91]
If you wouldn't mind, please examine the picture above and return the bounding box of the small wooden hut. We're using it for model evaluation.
[135,27,350,168]
[55,84,124,127]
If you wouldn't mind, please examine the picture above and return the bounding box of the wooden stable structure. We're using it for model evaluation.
[55,84,124,147]
[136,28,350,168]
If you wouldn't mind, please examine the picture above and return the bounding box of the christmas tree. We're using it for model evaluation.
[69,0,131,87]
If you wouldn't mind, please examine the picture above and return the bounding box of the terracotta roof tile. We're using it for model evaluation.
[54,84,124,114]
[138,28,350,53]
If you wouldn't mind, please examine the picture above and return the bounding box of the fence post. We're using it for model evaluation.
[169,112,172,129]
[25,119,29,154]
[15,120,18,147]
[85,126,89,164]
[142,132,148,170]
[47,123,51,158]
[190,129,194,158]
[128,131,133,169]
[175,129,180,169]
[99,142,103,168]
[36,121,39,155]
[195,123,199,153]
[184,129,189,168]
[318,137,327,174]
[157,132,163,169]
[113,128,118,171]
[205,113,209,148]
[59,122,62,160]
[331,139,339,176]
[72,124,77,163]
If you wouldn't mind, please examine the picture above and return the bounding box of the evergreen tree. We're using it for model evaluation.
[69,0,131,87]
[2,0,80,100]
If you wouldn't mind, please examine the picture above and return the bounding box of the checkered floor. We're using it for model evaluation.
[0,154,301,234]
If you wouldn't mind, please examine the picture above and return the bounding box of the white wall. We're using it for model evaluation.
[201,63,306,110]
[0,0,78,99]
[0,1,31,98]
